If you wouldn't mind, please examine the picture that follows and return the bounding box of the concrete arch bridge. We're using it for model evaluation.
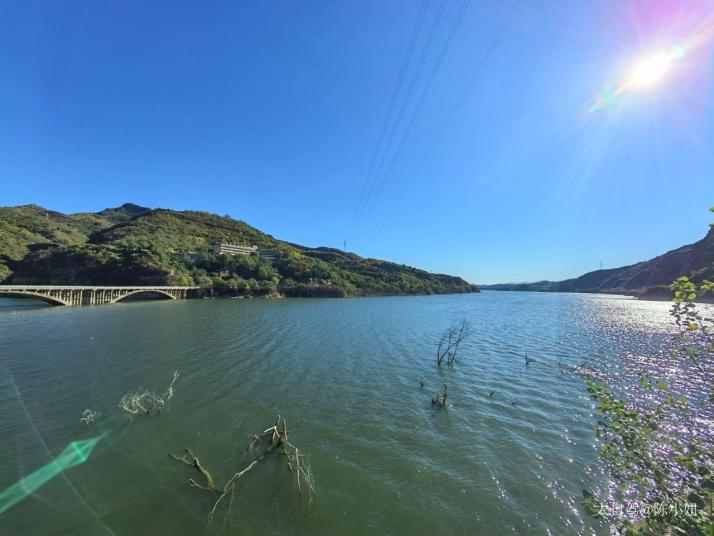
[0,285,198,306]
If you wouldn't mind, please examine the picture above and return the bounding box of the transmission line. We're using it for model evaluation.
[356,0,471,240]
[394,0,523,207]
[348,0,430,242]
[350,0,447,244]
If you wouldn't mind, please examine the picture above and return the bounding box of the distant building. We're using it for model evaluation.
[211,243,257,256]
[257,248,280,261]
[210,243,281,260]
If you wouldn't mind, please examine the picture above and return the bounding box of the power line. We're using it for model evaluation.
[352,0,447,242]
[350,0,447,243]
[356,0,471,240]
[348,0,430,242]
[394,0,523,206]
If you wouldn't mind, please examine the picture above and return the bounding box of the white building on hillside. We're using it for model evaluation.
[211,243,257,256]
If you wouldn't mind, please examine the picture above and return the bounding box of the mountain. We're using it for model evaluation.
[0,204,477,298]
[95,202,151,224]
[481,224,714,300]
[68,202,151,233]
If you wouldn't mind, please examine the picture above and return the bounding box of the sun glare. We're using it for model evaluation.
[589,44,687,112]
[629,54,673,88]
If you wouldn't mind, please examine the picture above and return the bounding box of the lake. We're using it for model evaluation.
[0,291,689,535]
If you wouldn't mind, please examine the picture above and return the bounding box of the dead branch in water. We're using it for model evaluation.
[169,449,216,491]
[118,370,179,415]
[436,320,472,366]
[432,384,448,408]
[170,415,314,523]
[80,408,101,425]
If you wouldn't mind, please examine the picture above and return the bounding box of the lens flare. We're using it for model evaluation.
[0,436,103,515]
[589,45,686,112]
[629,54,673,87]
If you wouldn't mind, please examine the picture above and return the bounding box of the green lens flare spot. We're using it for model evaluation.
[0,435,103,515]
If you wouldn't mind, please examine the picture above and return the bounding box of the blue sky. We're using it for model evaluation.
[1,0,713,284]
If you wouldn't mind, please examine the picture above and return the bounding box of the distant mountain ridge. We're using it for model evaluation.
[481,225,714,300]
[79,202,151,226]
[0,203,477,298]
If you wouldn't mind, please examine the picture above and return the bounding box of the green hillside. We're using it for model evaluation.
[481,209,714,299]
[0,205,88,281]
[0,204,477,298]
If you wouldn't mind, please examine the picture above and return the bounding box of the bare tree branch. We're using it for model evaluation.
[80,408,101,425]
[170,415,314,524]
[437,320,472,366]
[432,384,448,408]
[119,370,180,415]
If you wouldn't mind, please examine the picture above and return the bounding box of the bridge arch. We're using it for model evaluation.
[111,289,177,304]
[0,291,70,306]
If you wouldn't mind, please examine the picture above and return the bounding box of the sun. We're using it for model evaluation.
[589,45,687,111]
[629,53,674,88]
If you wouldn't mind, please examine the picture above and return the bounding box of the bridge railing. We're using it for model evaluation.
[0,286,199,306]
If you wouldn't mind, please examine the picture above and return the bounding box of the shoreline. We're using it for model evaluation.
[480,288,714,304]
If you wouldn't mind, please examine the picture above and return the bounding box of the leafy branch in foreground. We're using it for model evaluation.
[118,370,179,415]
[586,277,714,535]
[170,415,314,523]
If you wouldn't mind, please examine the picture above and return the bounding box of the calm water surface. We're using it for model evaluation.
[0,292,691,535]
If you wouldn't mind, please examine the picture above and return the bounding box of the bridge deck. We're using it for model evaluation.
[0,285,198,290]
[0,286,199,306]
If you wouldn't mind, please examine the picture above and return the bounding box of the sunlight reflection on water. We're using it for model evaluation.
[0,291,708,535]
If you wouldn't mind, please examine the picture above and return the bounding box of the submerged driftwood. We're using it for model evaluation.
[431,384,448,408]
[118,370,179,415]
[170,415,314,522]
[436,320,472,367]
